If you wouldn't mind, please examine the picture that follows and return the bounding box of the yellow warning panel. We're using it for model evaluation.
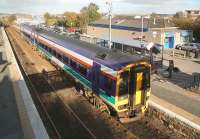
[135,91,142,105]
[135,72,143,105]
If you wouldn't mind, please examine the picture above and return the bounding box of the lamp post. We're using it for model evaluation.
[106,1,112,49]
[161,18,166,66]
[141,16,144,47]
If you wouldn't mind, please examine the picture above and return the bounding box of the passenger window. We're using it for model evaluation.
[106,78,113,91]
[142,70,150,89]
[70,59,77,69]
[48,48,52,53]
[44,45,48,50]
[63,56,68,64]
[78,64,87,77]
[119,71,129,96]
[57,53,62,60]
[52,50,56,56]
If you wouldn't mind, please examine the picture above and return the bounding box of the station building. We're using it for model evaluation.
[87,17,193,49]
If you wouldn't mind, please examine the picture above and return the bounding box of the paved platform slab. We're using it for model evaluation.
[152,83,200,117]
[0,43,23,139]
[0,27,49,139]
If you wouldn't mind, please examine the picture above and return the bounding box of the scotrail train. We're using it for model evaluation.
[18,25,151,119]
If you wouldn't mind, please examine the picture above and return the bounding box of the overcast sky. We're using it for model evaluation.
[0,0,200,15]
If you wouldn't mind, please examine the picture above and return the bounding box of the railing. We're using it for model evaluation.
[184,73,200,91]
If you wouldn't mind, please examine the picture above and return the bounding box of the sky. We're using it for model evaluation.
[0,0,200,15]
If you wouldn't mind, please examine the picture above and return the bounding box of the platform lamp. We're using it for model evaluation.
[161,18,166,67]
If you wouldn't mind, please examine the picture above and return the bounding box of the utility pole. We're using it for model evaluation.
[107,1,112,49]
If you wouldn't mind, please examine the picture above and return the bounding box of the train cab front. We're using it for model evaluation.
[115,62,151,121]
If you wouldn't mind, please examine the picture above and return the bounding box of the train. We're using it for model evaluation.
[18,25,151,118]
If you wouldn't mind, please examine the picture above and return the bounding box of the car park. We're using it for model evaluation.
[175,43,200,52]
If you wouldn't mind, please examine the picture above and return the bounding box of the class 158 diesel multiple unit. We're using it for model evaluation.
[19,25,151,118]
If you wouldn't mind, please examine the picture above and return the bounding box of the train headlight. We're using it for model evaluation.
[118,104,128,110]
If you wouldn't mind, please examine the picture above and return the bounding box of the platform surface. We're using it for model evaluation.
[0,44,23,138]
[151,53,200,127]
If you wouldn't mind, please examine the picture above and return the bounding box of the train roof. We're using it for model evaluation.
[23,25,148,71]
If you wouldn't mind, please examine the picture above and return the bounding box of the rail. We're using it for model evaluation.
[42,73,97,139]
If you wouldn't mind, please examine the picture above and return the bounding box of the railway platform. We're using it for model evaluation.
[151,53,200,132]
[0,27,49,139]
[0,31,23,139]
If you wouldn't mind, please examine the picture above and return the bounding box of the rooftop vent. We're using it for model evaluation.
[96,53,107,60]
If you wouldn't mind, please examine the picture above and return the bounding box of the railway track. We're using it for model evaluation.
[6,26,173,139]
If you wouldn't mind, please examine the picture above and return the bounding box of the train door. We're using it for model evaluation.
[129,66,150,114]
[91,62,101,94]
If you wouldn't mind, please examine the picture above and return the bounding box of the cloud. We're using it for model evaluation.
[0,0,199,14]
[119,0,184,5]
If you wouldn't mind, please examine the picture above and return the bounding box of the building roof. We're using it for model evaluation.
[90,18,149,32]
[89,17,176,30]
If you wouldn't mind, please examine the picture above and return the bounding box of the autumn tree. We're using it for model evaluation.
[80,3,101,24]
[7,15,16,24]
[173,16,200,41]
[79,3,101,32]
[44,12,51,24]
[63,12,78,27]
[43,3,102,33]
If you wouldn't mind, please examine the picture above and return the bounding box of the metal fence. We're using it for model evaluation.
[184,73,200,90]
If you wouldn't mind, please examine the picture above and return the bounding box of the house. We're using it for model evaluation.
[184,10,200,20]
[15,13,33,24]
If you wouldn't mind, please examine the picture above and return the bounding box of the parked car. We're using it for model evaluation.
[175,43,200,52]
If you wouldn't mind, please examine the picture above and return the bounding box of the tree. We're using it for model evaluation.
[80,3,101,24]
[44,12,50,22]
[63,12,78,27]
[150,13,158,19]
[173,18,193,29]
[7,15,16,24]
[193,16,200,41]
[173,16,200,42]
[174,11,184,18]
[79,3,101,32]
